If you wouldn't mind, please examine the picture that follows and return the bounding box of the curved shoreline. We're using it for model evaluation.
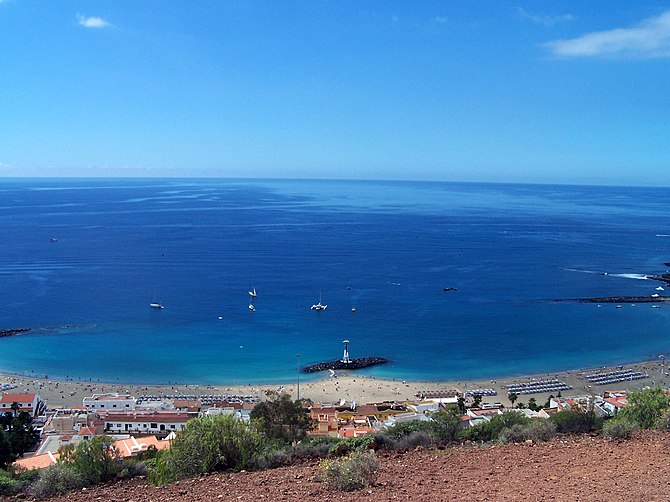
[2,357,667,409]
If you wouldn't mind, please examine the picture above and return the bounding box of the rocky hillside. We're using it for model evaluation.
[31,431,670,501]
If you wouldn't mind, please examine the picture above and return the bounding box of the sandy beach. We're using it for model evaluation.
[2,359,667,409]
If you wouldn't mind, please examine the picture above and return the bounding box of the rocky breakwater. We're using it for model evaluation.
[0,328,30,338]
[556,296,670,304]
[302,357,389,374]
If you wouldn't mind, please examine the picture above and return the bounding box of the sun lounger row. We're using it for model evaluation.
[589,373,649,385]
[415,390,460,399]
[463,388,497,397]
[506,379,573,395]
[137,394,260,404]
[585,369,647,382]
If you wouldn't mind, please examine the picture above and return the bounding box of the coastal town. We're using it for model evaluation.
[2,357,666,473]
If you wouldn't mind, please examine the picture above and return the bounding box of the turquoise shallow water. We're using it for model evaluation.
[0,178,669,384]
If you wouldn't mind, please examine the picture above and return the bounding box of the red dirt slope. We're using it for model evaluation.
[32,431,670,501]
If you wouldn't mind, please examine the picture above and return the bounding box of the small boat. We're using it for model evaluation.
[615,305,622,309]
[653,305,661,308]
[149,291,164,309]
[311,290,327,311]
[351,307,356,312]
[248,290,256,311]
[657,287,665,291]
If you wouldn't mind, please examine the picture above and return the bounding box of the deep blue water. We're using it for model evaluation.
[1,178,669,385]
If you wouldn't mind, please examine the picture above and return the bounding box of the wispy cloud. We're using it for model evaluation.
[0,161,18,172]
[77,14,110,29]
[435,16,447,24]
[517,7,573,27]
[545,10,670,58]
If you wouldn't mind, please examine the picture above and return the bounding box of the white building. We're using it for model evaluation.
[83,393,137,411]
[384,411,431,427]
[101,411,189,434]
[0,392,42,416]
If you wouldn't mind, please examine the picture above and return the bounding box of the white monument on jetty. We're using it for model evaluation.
[341,339,351,364]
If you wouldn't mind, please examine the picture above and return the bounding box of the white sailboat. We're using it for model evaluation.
[311,291,327,311]
[248,286,257,298]
[248,292,255,312]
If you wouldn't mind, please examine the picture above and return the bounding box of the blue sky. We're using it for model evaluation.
[1,1,669,185]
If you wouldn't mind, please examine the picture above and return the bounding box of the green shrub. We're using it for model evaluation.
[291,440,332,460]
[327,434,375,456]
[118,460,149,479]
[253,448,291,470]
[28,464,85,500]
[617,388,670,429]
[458,411,531,443]
[319,450,379,492]
[151,413,263,485]
[550,409,603,433]
[499,420,557,444]
[383,419,432,440]
[458,420,492,442]
[12,465,41,485]
[250,392,314,443]
[0,468,20,497]
[655,409,670,431]
[395,431,433,450]
[428,407,462,444]
[371,433,398,451]
[603,418,639,439]
[143,457,157,472]
[59,435,122,484]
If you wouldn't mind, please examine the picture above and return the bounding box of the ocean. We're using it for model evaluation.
[0,178,669,385]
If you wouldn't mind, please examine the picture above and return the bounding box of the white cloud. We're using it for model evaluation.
[517,7,573,27]
[545,10,670,58]
[77,14,110,29]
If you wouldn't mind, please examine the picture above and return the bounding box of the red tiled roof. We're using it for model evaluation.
[14,451,59,470]
[114,436,170,457]
[0,393,36,404]
[14,436,171,470]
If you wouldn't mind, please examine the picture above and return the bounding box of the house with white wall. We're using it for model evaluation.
[101,410,189,435]
[0,392,43,416]
[83,393,137,411]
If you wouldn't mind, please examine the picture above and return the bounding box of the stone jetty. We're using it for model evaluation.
[556,296,670,304]
[302,357,389,374]
[0,328,30,338]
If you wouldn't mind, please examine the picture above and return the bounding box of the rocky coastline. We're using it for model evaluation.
[575,296,670,303]
[302,357,389,373]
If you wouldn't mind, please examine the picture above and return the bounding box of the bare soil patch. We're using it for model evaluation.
[26,431,670,501]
